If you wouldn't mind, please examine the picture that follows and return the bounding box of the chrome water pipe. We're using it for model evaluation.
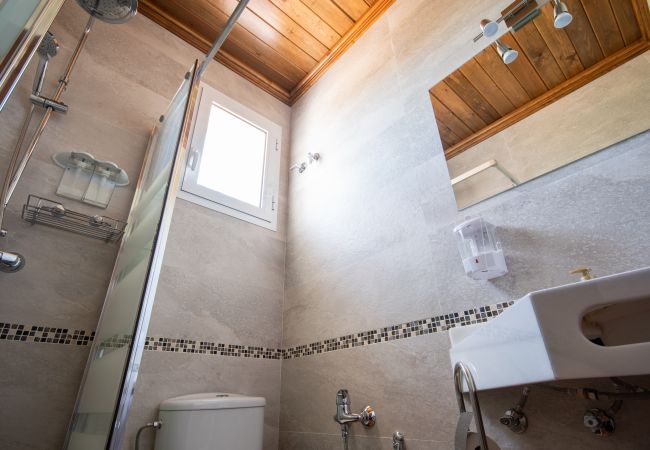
[0,16,95,237]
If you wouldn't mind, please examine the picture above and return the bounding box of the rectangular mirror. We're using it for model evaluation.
[430,0,650,209]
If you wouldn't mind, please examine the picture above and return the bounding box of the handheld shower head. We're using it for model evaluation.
[75,0,138,24]
[33,32,60,95]
[37,32,59,61]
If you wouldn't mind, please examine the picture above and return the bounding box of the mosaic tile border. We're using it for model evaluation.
[143,337,283,360]
[282,300,514,359]
[0,322,95,345]
[0,300,513,360]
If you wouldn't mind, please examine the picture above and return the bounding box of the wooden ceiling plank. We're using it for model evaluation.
[459,59,516,117]
[301,0,355,35]
[435,118,460,150]
[499,33,548,97]
[474,46,531,108]
[166,0,308,83]
[138,1,292,101]
[429,93,474,140]
[332,0,370,21]
[431,81,489,133]
[246,0,330,60]
[169,0,315,75]
[563,0,604,67]
[631,0,650,40]
[444,70,500,124]
[220,40,297,91]
[290,0,395,103]
[580,0,625,56]
[534,4,584,79]
[610,0,642,45]
[511,21,567,89]
[267,0,341,48]
[217,49,293,99]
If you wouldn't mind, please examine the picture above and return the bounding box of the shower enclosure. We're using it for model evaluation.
[0,0,249,447]
[63,64,200,449]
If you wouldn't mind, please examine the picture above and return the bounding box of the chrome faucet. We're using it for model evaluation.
[333,389,376,440]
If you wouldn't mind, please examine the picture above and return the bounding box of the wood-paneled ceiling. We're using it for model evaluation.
[431,0,650,159]
[139,0,395,104]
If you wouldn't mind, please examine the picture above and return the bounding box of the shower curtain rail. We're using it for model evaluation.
[197,0,250,77]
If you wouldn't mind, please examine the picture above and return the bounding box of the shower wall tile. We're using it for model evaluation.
[279,432,450,450]
[0,342,90,450]
[280,332,458,443]
[147,199,286,348]
[122,351,282,450]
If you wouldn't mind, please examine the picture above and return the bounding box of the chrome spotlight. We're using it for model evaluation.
[551,0,573,28]
[496,39,518,64]
[480,18,499,38]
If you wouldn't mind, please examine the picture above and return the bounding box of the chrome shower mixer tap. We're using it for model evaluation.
[333,389,376,440]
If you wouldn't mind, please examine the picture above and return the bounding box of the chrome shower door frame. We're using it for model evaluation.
[109,65,200,449]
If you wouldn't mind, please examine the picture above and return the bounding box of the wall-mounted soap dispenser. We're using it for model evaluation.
[453,217,507,280]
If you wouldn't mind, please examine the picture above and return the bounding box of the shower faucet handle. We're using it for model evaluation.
[360,406,376,427]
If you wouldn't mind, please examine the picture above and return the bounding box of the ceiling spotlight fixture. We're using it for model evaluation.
[551,0,573,28]
[480,18,499,38]
[496,39,518,64]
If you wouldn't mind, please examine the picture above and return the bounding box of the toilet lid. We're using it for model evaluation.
[159,393,266,411]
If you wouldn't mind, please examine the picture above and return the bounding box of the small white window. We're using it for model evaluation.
[179,84,282,230]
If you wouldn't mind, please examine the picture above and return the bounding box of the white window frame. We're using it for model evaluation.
[178,83,282,231]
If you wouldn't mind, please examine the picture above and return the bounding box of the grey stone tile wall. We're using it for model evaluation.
[281,0,650,448]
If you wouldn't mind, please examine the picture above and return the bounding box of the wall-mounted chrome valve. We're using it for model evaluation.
[290,162,307,174]
[584,408,616,437]
[392,431,405,450]
[334,389,376,427]
[499,386,530,434]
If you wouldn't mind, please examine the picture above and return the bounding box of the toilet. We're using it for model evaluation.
[154,393,265,450]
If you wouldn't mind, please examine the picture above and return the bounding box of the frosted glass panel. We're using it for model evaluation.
[0,0,41,60]
[197,104,267,207]
[64,67,197,450]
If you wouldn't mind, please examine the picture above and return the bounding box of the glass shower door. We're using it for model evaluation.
[63,63,200,450]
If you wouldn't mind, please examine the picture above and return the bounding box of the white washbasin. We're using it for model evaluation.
[449,266,650,390]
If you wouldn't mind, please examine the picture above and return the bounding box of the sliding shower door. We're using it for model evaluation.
[63,62,200,450]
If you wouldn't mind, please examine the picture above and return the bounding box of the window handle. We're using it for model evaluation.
[188,148,200,171]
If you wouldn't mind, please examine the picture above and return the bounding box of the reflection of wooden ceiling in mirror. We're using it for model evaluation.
[431,0,650,160]
[139,0,395,105]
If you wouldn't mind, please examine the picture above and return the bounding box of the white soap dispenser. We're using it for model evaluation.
[453,217,507,280]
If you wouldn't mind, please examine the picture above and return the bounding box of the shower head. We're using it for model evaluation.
[37,32,59,61]
[33,32,60,95]
[75,0,138,24]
